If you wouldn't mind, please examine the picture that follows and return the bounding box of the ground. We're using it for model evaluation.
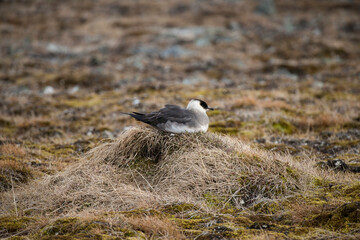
[0,0,359,239]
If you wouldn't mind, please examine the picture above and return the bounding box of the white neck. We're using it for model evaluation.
[186,100,207,114]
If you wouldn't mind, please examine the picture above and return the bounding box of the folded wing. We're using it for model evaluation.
[129,104,193,126]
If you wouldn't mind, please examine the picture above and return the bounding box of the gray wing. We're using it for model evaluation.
[129,104,193,125]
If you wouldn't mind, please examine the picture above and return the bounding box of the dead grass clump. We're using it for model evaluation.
[261,100,292,111]
[1,127,312,216]
[231,96,258,109]
[0,160,33,192]
[0,144,26,157]
[296,112,348,131]
[126,216,184,240]
[89,127,228,166]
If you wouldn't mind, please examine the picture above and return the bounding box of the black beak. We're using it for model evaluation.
[207,107,214,111]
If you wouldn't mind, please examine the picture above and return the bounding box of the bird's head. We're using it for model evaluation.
[187,99,214,113]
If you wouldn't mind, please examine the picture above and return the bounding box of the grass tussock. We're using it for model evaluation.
[0,127,330,216]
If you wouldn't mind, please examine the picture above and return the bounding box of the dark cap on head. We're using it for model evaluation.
[194,99,214,110]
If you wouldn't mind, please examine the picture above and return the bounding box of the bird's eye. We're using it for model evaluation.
[200,101,208,109]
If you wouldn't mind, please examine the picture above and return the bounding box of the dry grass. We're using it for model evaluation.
[1,127,334,218]
[231,96,258,109]
[0,144,26,158]
[295,111,349,131]
[126,216,184,240]
[261,100,292,111]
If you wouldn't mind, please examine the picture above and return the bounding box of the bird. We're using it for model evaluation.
[122,99,214,133]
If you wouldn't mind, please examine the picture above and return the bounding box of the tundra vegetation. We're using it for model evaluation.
[0,0,359,239]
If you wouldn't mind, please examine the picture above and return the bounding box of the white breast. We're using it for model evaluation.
[159,121,208,133]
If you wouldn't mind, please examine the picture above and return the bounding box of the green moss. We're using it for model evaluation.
[233,216,253,227]
[0,160,34,191]
[311,177,333,188]
[305,202,360,231]
[26,143,76,159]
[41,217,79,235]
[0,216,35,234]
[332,183,360,201]
[163,202,198,214]
[207,109,222,117]
[272,120,295,134]
[204,193,223,209]
[174,218,207,230]
[209,120,242,135]
[63,94,102,108]
[39,217,123,239]
[9,237,28,240]
[0,117,16,137]
[286,167,299,180]
[343,121,360,129]
[0,117,13,127]
[252,201,282,214]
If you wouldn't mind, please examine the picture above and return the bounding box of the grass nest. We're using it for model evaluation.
[1,127,311,216]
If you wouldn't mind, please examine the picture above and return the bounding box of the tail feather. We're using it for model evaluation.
[120,111,150,124]
[132,112,145,116]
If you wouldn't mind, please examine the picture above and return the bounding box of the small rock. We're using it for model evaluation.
[221,78,234,86]
[89,56,100,66]
[254,0,276,16]
[249,222,272,230]
[160,45,193,58]
[349,159,360,164]
[182,74,206,85]
[68,86,80,94]
[102,130,114,139]
[320,131,333,140]
[73,140,90,153]
[213,225,232,233]
[195,38,211,47]
[327,159,349,171]
[256,138,266,144]
[46,43,69,54]
[312,80,324,89]
[86,127,95,136]
[43,86,55,95]
[283,17,295,33]
[132,98,141,106]
[169,4,189,15]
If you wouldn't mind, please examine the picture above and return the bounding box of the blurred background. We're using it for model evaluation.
[1,1,360,238]
[0,0,359,144]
